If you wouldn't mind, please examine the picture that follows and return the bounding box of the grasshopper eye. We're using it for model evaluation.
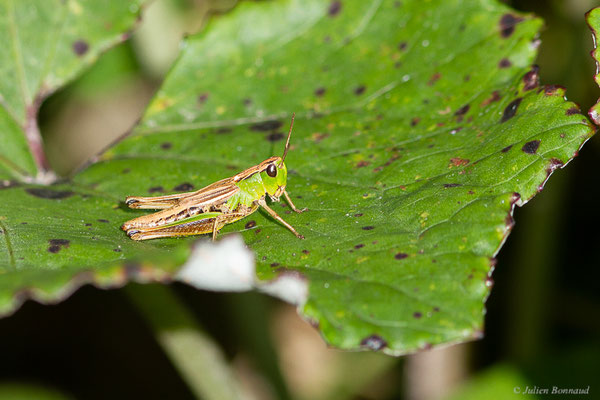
[266,163,277,178]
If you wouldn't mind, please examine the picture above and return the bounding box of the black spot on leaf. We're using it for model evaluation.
[566,107,580,116]
[499,13,523,38]
[48,239,70,253]
[360,335,387,350]
[160,142,172,150]
[97,219,109,223]
[398,41,407,50]
[500,98,522,122]
[266,132,284,142]
[251,120,283,132]
[501,145,513,153]
[454,104,470,116]
[443,183,461,188]
[245,220,256,229]
[174,183,194,191]
[354,244,364,249]
[270,262,280,268]
[148,186,164,193]
[26,188,74,199]
[498,58,511,68]
[362,226,374,230]
[413,311,422,319]
[72,40,89,56]
[395,252,408,260]
[314,87,326,97]
[522,140,540,154]
[354,85,366,95]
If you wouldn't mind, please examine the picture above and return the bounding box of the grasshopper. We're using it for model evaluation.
[121,114,306,241]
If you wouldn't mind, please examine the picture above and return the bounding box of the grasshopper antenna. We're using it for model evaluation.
[281,112,295,164]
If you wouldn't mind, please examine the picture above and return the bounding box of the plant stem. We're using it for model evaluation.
[125,283,243,400]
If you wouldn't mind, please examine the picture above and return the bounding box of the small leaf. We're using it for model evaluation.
[0,0,144,178]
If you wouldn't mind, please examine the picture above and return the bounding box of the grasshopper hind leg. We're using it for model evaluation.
[125,217,217,241]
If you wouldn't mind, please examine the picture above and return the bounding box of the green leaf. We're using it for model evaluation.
[587,6,600,125]
[0,0,594,355]
[0,0,144,179]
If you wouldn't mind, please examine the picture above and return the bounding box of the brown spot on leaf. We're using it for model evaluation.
[411,117,420,126]
[443,183,461,188]
[413,311,422,319]
[174,183,194,191]
[395,252,408,260]
[360,335,387,350]
[354,244,364,249]
[398,41,407,51]
[72,40,89,56]
[543,85,562,96]
[501,145,513,153]
[427,72,441,86]
[160,142,172,150]
[566,107,580,116]
[314,87,326,97]
[197,93,209,104]
[522,66,539,90]
[311,132,330,142]
[328,0,342,16]
[356,160,370,168]
[481,90,501,106]
[449,157,469,167]
[270,262,280,268]
[362,226,374,230]
[245,220,256,229]
[48,239,70,253]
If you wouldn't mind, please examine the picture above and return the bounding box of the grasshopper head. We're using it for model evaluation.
[260,156,287,199]
[260,113,294,199]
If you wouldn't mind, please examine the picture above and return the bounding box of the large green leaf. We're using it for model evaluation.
[0,0,144,179]
[0,0,595,355]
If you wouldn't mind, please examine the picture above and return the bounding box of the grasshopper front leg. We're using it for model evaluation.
[257,198,304,239]
[283,190,307,213]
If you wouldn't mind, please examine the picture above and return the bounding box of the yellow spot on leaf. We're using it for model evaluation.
[356,256,369,264]
[69,0,83,15]
[216,106,226,115]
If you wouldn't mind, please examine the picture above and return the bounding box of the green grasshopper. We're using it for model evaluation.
[121,114,306,241]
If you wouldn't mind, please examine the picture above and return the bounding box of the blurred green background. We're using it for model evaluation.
[0,0,598,399]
